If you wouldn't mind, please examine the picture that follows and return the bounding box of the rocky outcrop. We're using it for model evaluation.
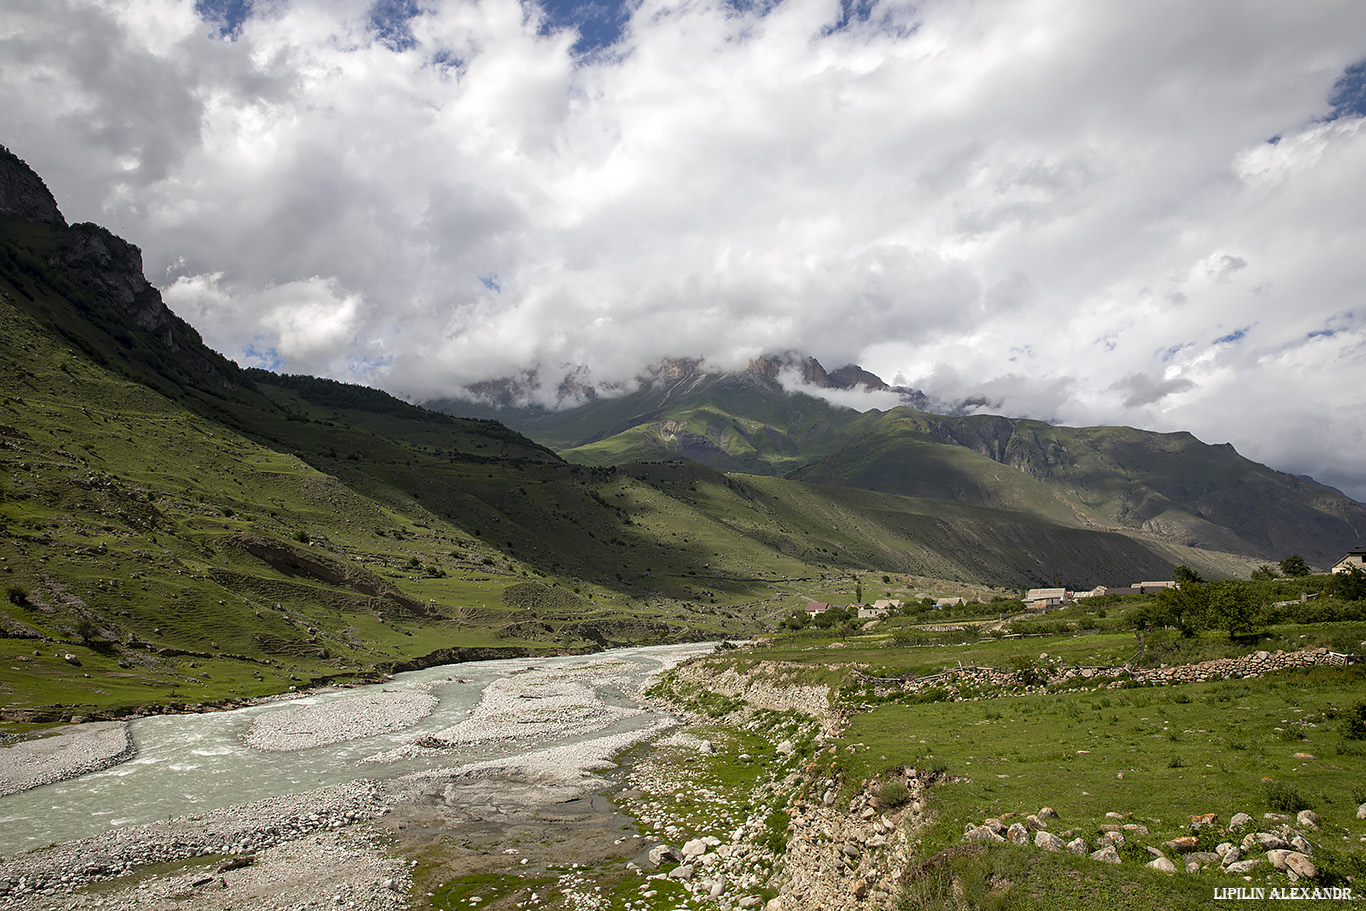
[0,146,65,226]
[671,659,836,725]
[767,770,933,911]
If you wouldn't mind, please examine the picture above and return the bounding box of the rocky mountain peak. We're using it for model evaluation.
[0,146,66,226]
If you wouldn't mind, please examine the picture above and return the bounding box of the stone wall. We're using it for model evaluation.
[872,646,1357,700]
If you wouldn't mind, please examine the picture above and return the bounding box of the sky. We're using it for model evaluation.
[2,0,1365,500]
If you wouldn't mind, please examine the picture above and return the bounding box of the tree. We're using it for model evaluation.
[1279,554,1311,577]
[1207,579,1261,638]
[1331,565,1366,602]
[1172,565,1205,586]
[1150,582,1208,637]
[1250,565,1280,581]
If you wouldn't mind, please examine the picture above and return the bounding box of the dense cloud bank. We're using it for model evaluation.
[1,0,1363,498]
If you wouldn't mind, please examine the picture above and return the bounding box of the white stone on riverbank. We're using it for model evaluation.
[0,721,134,797]
[244,690,438,751]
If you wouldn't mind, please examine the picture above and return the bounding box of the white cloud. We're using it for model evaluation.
[3,0,1365,498]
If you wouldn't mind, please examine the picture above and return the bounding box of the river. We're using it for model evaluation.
[0,641,714,857]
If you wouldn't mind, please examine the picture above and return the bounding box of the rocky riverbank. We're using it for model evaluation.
[0,722,134,798]
[0,645,713,909]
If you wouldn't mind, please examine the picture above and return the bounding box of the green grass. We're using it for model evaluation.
[835,665,1366,876]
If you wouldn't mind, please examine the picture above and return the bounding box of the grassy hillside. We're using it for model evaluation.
[0,224,1219,723]
[443,361,1365,569]
[0,147,1292,723]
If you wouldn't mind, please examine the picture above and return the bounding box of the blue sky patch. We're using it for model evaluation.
[479,274,503,292]
[195,0,253,38]
[1327,58,1366,121]
[1212,327,1247,345]
[369,0,420,52]
[243,342,284,371]
[538,0,632,55]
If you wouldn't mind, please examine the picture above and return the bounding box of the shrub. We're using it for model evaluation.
[878,779,910,807]
[5,585,28,606]
[1343,700,1366,741]
[292,529,310,543]
[1263,781,1311,813]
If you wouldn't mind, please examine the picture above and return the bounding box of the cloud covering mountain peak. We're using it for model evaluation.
[2,0,1363,498]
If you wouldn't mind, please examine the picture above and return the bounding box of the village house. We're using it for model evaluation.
[804,601,832,615]
[1333,545,1366,574]
[858,600,898,619]
[1023,587,1068,609]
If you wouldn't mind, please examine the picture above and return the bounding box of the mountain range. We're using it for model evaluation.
[431,355,1365,568]
[0,144,1359,719]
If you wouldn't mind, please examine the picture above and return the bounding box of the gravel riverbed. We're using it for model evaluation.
[0,645,712,909]
[0,723,134,798]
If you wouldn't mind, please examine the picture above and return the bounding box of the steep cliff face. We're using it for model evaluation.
[0,146,65,226]
[0,148,241,394]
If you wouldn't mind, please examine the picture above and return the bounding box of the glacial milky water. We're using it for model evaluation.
[0,642,712,856]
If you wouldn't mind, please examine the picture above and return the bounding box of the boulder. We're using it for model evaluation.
[1357,803,1366,820]
[649,845,681,867]
[1243,832,1289,852]
[1290,835,1312,854]
[1225,859,1262,874]
[1090,844,1121,864]
[776,740,795,755]
[1066,838,1089,856]
[682,839,708,859]
[1164,836,1198,853]
[1220,848,1241,866]
[1034,831,1066,851]
[1189,813,1218,830]
[1229,812,1252,829]
[668,864,695,881]
[1038,806,1058,820]
[1285,853,1317,880]
[1295,810,1320,831]
[963,826,1006,844]
[1267,850,1317,879]
[1006,823,1029,845]
[1146,857,1178,873]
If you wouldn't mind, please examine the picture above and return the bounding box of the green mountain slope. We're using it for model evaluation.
[434,357,1364,569]
[793,410,1366,565]
[0,146,1264,721]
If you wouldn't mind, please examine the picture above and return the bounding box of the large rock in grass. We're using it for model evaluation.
[963,826,1006,844]
[1147,856,1178,873]
[1006,822,1029,845]
[1243,832,1290,852]
[1229,812,1252,829]
[1066,837,1089,856]
[1225,858,1263,874]
[1034,831,1066,851]
[1268,850,1318,879]
[649,845,681,867]
[1090,844,1121,864]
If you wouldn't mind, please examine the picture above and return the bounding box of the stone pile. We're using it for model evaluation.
[888,647,1355,701]
[962,808,1325,882]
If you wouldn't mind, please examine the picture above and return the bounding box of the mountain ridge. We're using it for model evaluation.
[432,356,1364,568]
[4,145,1246,719]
